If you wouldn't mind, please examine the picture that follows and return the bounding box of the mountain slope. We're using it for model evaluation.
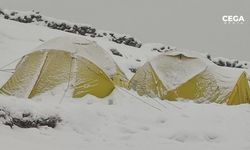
[1,9,249,70]
[0,11,250,150]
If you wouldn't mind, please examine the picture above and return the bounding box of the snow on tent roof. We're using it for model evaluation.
[165,49,207,60]
[208,64,247,91]
[34,36,118,77]
[150,52,209,90]
[150,49,248,93]
[130,49,250,104]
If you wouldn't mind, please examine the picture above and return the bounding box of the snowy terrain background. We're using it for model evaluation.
[0,4,250,150]
[1,0,250,61]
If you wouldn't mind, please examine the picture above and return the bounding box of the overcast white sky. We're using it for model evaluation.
[2,0,250,61]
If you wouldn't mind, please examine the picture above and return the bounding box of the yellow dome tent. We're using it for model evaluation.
[129,50,250,105]
[0,36,128,98]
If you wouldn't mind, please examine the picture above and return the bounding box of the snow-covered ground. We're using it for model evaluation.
[1,17,250,150]
[1,91,250,150]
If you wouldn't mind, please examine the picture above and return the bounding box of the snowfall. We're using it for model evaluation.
[1,13,250,150]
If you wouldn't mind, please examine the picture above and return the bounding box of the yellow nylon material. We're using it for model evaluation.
[73,57,114,98]
[130,63,250,105]
[129,62,167,99]
[111,67,129,89]
[0,51,46,97]
[29,50,72,98]
[1,49,115,99]
[227,73,250,105]
[165,70,225,103]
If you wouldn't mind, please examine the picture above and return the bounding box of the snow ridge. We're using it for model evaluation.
[0,9,142,48]
[206,54,249,69]
[1,8,249,73]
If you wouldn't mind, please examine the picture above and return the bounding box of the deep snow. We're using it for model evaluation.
[0,16,250,150]
[1,90,250,150]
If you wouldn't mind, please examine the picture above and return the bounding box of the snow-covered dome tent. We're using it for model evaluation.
[0,36,128,98]
[129,49,250,105]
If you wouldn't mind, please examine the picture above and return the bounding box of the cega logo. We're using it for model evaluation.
[222,15,245,24]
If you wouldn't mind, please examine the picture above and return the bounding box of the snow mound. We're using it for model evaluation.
[1,90,250,150]
[0,96,61,128]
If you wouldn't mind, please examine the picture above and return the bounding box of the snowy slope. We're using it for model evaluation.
[0,17,166,80]
[1,15,250,150]
[0,9,142,48]
[1,91,250,150]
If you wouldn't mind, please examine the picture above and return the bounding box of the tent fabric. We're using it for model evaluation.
[73,56,114,98]
[129,62,167,99]
[129,52,250,105]
[164,69,220,102]
[227,72,250,105]
[110,67,130,89]
[0,51,48,98]
[150,54,208,90]
[29,50,72,98]
[34,36,129,87]
[0,49,115,98]
[129,53,209,99]
[0,36,129,98]
[164,68,234,104]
